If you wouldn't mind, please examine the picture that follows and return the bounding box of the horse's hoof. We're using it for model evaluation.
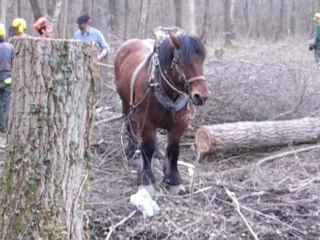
[169,184,186,195]
[162,169,182,187]
[138,184,155,196]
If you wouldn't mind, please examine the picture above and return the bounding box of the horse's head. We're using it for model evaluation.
[158,34,209,106]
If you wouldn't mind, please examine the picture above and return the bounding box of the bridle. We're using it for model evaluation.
[174,48,205,86]
[157,47,205,97]
[129,36,206,114]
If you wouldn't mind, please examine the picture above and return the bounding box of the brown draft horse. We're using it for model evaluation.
[114,30,209,192]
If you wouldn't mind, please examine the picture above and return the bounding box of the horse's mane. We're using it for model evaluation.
[158,34,206,69]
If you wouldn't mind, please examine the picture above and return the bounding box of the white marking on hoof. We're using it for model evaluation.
[139,185,155,196]
[169,184,186,195]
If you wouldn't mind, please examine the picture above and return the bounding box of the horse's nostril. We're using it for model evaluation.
[192,93,206,105]
[193,93,201,100]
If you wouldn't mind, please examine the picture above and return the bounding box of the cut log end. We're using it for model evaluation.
[195,128,214,153]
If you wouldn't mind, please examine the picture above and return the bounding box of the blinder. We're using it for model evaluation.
[170,48,205,89]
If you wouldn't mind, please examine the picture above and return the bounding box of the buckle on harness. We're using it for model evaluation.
[149,82,160,90]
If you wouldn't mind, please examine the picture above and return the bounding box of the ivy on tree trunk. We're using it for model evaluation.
[0,37,98,240]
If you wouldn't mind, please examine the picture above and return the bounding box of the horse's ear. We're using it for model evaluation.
[169,34,181,49]
[199,32,205,41]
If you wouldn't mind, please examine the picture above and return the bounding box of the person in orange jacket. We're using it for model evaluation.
[33,16,54,38]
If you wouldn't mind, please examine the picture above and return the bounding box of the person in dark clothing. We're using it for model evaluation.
[313,13,320,63]
[0,23,13,133]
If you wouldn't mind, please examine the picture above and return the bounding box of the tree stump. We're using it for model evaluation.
[0,37,98,239]
[195,118,320,154]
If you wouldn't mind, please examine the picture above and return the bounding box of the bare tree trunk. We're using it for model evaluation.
[289,0,296,36]
[62,0,70,38]
[174,0,182,28]
[267,0,274,40]
[8,0,17,25]
[124,0,129,40]
[0,0,8,26]
[28,0,43,20]
[196,118,320,154]
[202,0,210,43]
[182,0,196,34]
[138,0,150,38]
[242,0,250,34]
[276,0,285,41]
[90,0,94,17]
[40,0,47,15]
[182,0,197,34]
[53,0,63,37]
[223,0,233,47]
[230,0,235,36]
[253,1,261,39]
[109,0,122,38]
[67,0,75,37]
[0,38,97,239]
[308,0,317,36]
[17,0,22,17]
[46,0,54,16]
[82,0,91,14]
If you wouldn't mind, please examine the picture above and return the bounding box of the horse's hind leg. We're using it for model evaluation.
[138,125,156,186]
[117,90,138,159]
[123,116,138,159]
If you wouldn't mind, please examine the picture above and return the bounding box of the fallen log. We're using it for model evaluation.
[195,117,320,154]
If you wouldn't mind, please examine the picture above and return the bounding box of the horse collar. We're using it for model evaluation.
[151,53,189,112]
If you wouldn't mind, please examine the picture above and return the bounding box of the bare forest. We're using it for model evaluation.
[0,0,320,44]
[0,0,320,239]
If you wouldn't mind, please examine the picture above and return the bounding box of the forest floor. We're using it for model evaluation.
[89,38,320,240]
[1,38,320,240]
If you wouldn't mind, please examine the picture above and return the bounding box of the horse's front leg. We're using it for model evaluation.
[163,122,188,194]
[138,125,156,187]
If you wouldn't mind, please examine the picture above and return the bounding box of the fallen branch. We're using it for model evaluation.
[189,151,201,201]
[240,205,307,236]
[257,144,320,167]
[289,177,320,193]
[105,210,137,240]
[164,215,191,240]
[96,62,115,69]
[225,188,259,240]
[95,114,124,125]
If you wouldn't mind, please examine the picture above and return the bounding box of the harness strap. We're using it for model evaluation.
[187,75,205,83]
[129,57,149,109]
